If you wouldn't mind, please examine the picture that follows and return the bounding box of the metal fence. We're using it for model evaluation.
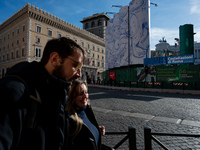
[144,127,200,150]
[104,127,137,150]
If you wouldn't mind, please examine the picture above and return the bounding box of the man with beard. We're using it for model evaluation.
[0,37,86,150]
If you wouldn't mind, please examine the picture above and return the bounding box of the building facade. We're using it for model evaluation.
[81,13,110,39]
[151,37,200,64]
[153,37,179,57]
[0,3,106,82]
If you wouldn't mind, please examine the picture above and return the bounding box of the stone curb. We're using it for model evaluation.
[88,84,200,95]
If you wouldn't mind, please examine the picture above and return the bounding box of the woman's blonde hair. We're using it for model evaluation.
[65,80,88,138]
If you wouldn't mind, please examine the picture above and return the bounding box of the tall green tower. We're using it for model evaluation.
[179,24,194,55]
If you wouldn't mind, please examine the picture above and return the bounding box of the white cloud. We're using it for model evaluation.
[194,27,200,42]
[150,26,200,50]
[190,0,200,14]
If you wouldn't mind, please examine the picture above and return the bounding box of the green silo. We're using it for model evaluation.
[179,24,194,55]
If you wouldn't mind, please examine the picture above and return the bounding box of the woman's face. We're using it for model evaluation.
[74,83,89,108]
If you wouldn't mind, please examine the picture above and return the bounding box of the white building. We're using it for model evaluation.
[152,37,200,64]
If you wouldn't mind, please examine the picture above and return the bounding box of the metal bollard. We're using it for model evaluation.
[128,127,136,150]
[144,127,152,150]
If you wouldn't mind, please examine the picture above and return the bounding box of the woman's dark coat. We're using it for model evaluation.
[68,104,102,150]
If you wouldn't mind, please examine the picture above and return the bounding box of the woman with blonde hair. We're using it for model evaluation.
[66,80,105,150]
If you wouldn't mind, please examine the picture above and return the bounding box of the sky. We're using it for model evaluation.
[1,0,200,50]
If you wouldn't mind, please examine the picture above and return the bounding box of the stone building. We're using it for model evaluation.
[0,3,106,82]
[81,13,110,39]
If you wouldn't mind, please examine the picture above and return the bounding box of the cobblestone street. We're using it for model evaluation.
[88,85,200,150]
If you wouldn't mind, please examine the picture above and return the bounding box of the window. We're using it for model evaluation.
[92,60,95,66]
[16,50,19,58]
[102,63,104,68]
[93,53,95,57]
[17,40,19,44]
[87,43,90,49]
[35,48,41,57]
[36,25,41,33]
[74,39,78,43]
[22,37,25,42]
[23,25,25,32]
[91,21,95,27]
[11,52,14,59]
[97,47,100,52]
[48,29,52,36]
[85,23,89,29]
[12,31,14,37]
[3,55,5,61]
[102,49,104,53]
[93,46,95,51]
[22,49,25,57]
[98,20,102,26]
[36,37,40,43]
[92,31,94,34]
[102,56,104,60]
[98,29,101,33]
[17,28,19,34]
[7,53,9,60]
[97,62,100,67]
[81,41,84,47]
[8,34,9,40]
[58,33,62,38]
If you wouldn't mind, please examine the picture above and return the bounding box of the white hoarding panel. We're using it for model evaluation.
[105,19,114,70]
[129,0,149,64]
[113,13,120,68]
[119,6,129,66]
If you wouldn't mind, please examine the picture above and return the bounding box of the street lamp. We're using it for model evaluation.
[106,12,116,15]
[111,5,123,8]
[150,2,158,7]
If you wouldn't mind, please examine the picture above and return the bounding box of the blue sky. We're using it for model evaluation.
[1,0,200,50]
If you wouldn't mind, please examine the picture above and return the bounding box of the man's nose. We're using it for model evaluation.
[76,68,82,78]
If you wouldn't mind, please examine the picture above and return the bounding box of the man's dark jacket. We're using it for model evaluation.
[0,61,70,150]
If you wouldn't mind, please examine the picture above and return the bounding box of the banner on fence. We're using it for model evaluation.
[156,64,199,82]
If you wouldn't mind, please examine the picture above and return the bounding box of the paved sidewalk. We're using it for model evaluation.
[93,107,200,128]
[94,111,200,150]
[88,84,200,150]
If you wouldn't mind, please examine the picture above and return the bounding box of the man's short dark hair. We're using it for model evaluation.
[41,37,86,65]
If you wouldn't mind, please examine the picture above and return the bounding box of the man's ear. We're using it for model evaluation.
[49,52,61,67]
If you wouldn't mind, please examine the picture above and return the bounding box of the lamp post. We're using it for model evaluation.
[106,12,116,15]
[111,5,123,8]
